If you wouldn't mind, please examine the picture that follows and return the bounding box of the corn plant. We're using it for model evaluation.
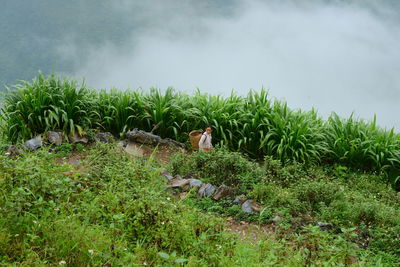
[94,89,146,137]
[1,73,95,142]
[2,74,400,188]
[325,113,400,171]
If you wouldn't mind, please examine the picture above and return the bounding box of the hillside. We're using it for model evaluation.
[0,75,399,265]
[0,137,399,265]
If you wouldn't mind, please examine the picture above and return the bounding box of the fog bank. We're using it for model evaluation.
[64,0,400,129]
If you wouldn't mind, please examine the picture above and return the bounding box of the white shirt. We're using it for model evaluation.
[198,132,212,149]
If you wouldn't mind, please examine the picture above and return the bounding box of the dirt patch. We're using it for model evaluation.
[124,142,187,164]
[54,153,85,166]
[225,217,275,244]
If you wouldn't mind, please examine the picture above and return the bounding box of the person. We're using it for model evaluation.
[198,125,213,151]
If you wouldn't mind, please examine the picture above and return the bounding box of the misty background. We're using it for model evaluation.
[1,0,400,130]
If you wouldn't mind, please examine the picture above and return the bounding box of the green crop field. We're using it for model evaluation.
[1,74,399,189]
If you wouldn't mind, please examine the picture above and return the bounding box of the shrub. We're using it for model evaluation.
[293,180,345,212]
[169,149,264,190]
[369,225,400,259]
[250,183,302,214]
[264,157,310,187]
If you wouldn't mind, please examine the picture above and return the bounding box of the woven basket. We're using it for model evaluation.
[189,130,203,150]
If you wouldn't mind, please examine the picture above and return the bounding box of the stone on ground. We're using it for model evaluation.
[125,141,144,157]
[188,179,203,189]
[170,178,190,190]
[241,200,263,214]
[69,133,88,144]
[47,131,63,145]
[197,183,216,198]
[23,136,42,151]
[213,184,233,200]
[126,128,162,145]
[96,132,114,144]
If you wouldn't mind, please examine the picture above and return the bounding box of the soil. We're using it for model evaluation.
[224,217,275,244]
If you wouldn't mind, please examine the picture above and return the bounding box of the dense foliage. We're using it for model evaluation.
[1,74,400,189]
[169,149,400,265]
[0,143,398,265]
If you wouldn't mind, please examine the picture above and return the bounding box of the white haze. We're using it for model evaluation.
[66,0,400,130]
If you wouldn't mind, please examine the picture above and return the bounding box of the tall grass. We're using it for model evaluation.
[1,74,400,188]
[0,73,96,142]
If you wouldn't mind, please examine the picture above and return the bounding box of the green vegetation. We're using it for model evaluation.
[0,73,399,265]
[0,144,398,266]
[169,149,400,265]
[1,74,400,189]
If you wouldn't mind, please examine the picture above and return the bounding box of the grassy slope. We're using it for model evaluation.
[0,143,399,266]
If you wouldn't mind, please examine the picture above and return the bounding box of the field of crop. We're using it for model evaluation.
[1,74,399,189]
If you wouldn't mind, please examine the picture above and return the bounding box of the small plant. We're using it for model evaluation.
[75,143,85,153]
[56,143,73,156]
[158,251,188,265]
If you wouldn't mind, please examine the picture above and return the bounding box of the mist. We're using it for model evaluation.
[3,0,400,130]
[64,0,400,130]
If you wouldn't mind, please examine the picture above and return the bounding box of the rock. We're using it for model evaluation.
[126,128,162,145]
[126,128,185,148]
[117,140,128,148]
[232,196,246,205]
[161,138,186,148]
[69,134,88,144]
[170,178,190,190]
[47,131,63,145]
[197,183,216,198]
[6,145,22,157]
[318,222,333,231]
[23,136,42,151]
[241,200,263,214]
[272,215,282,224]
[241,200,253,213]
[183,173,194,179]
[96,132,114,144]
[124,141,144,157]
[213,184,233,201]
[161,170,174,181]
[188,179,203,188]
[174,174,183,180]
